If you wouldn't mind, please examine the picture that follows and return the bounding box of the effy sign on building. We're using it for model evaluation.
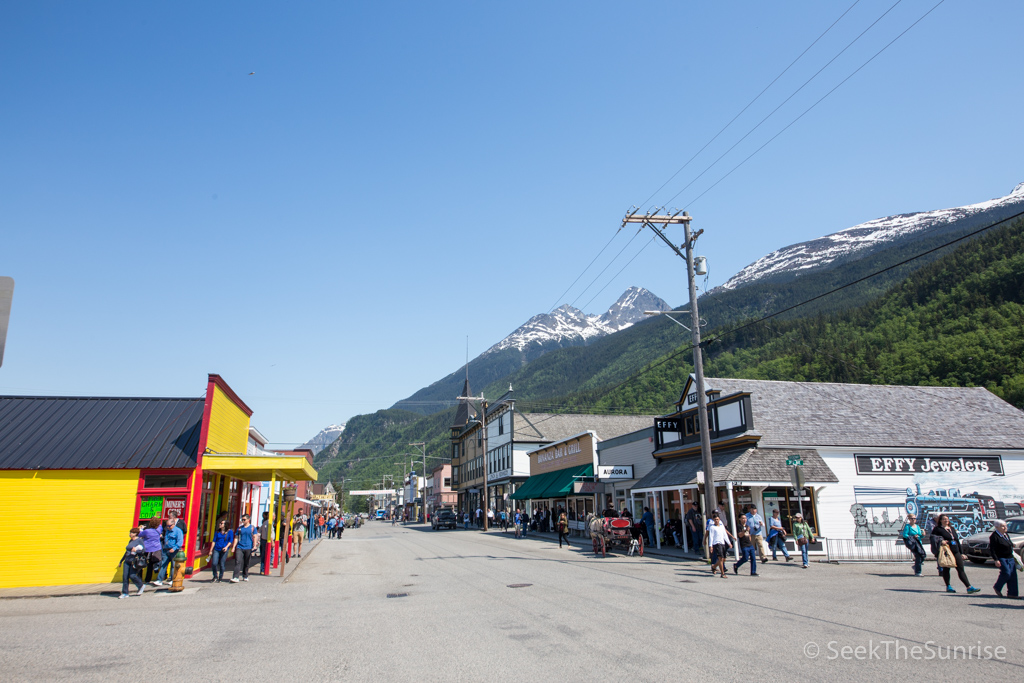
[855,454,1004,476]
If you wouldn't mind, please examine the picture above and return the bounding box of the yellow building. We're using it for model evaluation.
[0,374,315,589]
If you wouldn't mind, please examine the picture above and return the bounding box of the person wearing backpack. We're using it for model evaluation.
[229,514,259,583]
[119,527,147,599]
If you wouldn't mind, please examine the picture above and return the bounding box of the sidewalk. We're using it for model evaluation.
[0,537,322,600]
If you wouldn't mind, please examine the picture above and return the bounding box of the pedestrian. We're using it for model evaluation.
[791,513,814,569]
[118,527,147,598]
[514,509,522,539]
[327,514,338,539]
[230,514,258,582]
[930,514,980,593]
[153,517,184,586]
[620,506,632,520]
[990,519,1019,598]
[557,511,570,548]
[901,513,926,576]
[293,512,306,558]
[463,511,470,530]
[138,518,163,583]
[641,507,656,546]
[745,505,768,563]
[210,518,233,582]
[733,517,759,576]
[500,509,507,532]
[487,508,495,528]
[684,502,702,552]
[521,509,530,537]
[260,511,275,574]
[707,512,732,578]
[767,509,792,562]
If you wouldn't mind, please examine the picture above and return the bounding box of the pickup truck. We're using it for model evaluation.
[432,509,458,530]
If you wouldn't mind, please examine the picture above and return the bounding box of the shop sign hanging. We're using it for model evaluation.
[597,465,633,480]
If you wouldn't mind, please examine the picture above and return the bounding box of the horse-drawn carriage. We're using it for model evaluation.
[589,515,644,558]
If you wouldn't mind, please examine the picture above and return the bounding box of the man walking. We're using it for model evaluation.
[684,502,702,552]
[153,517,183,586]
[745,505,768,563]
[260,511,275,574]
[990,519,1019,598]
[514,509,522,539]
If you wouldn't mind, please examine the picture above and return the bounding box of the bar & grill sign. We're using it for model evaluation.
[855,454,1004,476]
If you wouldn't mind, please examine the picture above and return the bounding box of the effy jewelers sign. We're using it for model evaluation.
[855,454,1004,476]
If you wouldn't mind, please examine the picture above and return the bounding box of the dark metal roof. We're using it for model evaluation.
[0,396,204,470]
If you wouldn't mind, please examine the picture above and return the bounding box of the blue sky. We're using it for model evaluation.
[2,1,1022,444]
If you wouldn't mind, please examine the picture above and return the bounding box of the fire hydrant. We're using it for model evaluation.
[169,551,187,592]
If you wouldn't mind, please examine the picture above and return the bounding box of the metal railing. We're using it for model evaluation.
[825,537,916,563]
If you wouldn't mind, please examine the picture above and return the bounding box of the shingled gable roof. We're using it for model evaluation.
[0,396,204,470]
[678,376,1024,450]
[513,412,655,444]
[634,447,838,490]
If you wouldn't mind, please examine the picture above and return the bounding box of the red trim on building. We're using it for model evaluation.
[209,373,254,417]
[182,377,217,575]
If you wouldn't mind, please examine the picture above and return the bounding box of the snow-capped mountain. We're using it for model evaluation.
[717,182,1024,292]
[486,287,671,354]
[301,423,345,453]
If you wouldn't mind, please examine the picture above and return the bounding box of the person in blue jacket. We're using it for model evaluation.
[210,518,234,582]
[154,517,184,586]
[641,507,656,545]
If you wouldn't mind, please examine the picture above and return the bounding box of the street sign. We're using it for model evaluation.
[786,458,804,467]
[790,466,805,490]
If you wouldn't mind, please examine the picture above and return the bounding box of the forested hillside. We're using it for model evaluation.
[566,217,1024,414]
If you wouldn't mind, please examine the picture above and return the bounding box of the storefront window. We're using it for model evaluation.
[144,474,188,489]
[763,487,818,534]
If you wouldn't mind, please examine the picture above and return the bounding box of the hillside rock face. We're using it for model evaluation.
[301,424,345,453]
[486,287,671,354]
[716,182,1024,292]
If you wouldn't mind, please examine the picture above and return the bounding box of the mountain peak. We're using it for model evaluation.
[715,182,1024,292]
[486,287,671,354]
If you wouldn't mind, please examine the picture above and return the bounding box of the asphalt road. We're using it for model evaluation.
[1,523,1021,681]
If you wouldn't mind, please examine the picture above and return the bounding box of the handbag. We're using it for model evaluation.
[131,552,148,570]
[1013,549,1023,573]
[937,544,957,568]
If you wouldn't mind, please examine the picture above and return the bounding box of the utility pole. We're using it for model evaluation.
[456,394,489,531]
[410,442,427,524]
[622,209,716,553]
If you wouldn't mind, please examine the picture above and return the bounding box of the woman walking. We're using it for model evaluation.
[557,511,570,548]
[931,514,980,594]
[210,518,233,582]
[138,518,163,583]
[901,514,926,576]
[792,513,814,569]
[119,527,146,599]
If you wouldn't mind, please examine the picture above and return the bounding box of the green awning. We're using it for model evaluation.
[509,470,558,500]
[538,464,593,498]
[511,464,594,500]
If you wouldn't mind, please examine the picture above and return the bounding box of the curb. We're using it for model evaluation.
[282,537,321,583]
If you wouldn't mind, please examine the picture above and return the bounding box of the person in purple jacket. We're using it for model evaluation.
[138,519,163,583]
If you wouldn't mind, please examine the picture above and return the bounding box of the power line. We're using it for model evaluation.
[662,0,906,208]
[672,0,946,209]
[546,230,622,313]
[641,0,865,209]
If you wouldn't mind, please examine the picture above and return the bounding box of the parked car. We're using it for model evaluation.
[432,509,458,530]
[962,516,1024,564]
